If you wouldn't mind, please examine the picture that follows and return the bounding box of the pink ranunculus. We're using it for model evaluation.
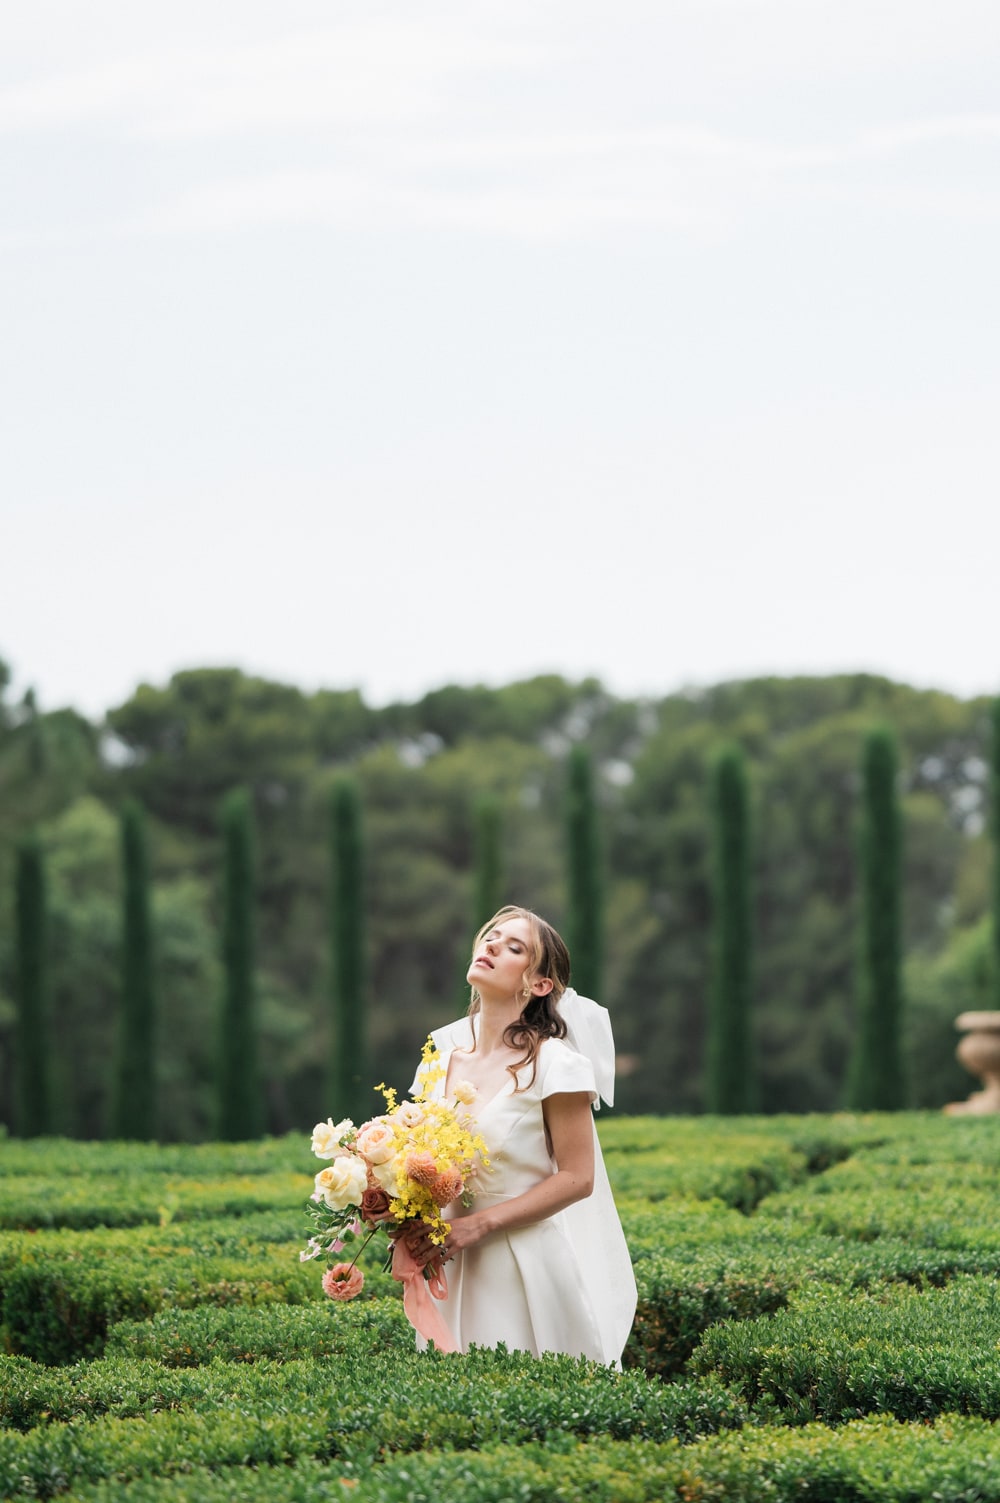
[322,1262,365,1301]
[405,1149,439,1187]
[429,1166,463,1206]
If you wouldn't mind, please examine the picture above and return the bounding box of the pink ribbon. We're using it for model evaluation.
[391,1238,458,1353]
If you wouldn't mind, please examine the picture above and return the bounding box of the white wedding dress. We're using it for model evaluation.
[411,999,636,1367]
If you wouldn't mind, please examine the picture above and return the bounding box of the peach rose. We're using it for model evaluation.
[322,1262,365,1300]
[355,1120,396,1165]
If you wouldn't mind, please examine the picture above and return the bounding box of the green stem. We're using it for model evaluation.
[341,1223,380,1274]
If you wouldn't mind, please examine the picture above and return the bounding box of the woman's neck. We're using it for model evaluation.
[472,994,524,1054]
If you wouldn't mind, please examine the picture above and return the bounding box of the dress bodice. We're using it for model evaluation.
[434,1033,597,1204]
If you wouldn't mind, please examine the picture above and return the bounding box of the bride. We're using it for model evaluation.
[406,905,636,1366]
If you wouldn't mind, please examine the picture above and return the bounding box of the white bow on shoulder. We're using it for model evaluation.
[556,987,616,1109]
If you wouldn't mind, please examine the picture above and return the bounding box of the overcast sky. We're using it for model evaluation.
[5,1,1000,719]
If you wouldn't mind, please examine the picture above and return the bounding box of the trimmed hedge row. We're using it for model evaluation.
[0,1173,310,1231]
[598,1114,882,1211]
[103,1300,412,1368]
[629,1233,1000,1377]
[756,1182,1000,1250]
[691,1274,1000,1423]
[0,1136,308,1179]
[0,1213,398,1364]
[0,1348,746,1497]
[9,1419,1000,1503]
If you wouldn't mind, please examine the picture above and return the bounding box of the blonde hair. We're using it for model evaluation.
[467,905,571,1089]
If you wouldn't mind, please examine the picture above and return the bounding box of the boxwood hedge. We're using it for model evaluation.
[3,1113,1000,1503]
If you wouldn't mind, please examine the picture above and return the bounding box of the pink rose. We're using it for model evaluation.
[322,1262,365,1301]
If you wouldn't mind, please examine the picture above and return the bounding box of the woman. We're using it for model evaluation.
[407,905,636,1366]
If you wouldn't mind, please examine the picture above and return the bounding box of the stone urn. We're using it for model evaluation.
[944,1012,1000,1115]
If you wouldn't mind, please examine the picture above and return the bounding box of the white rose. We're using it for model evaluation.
[311,1117,354,1159]
[394,1102,425,1129]
[314,1156,368,1211]
[370,1153,403,1194]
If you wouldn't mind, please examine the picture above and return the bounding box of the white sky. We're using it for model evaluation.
[5,1,1000,719]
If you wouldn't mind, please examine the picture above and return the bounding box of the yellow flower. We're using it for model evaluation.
[452,1080,477,1105]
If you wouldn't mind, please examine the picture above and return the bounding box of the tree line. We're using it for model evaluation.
[0,661,997,1137]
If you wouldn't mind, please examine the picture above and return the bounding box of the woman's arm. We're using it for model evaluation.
[440,1090,595,1259]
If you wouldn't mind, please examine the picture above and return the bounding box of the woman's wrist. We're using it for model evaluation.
[452,1209,495,1249]
[475,1207,500,1240]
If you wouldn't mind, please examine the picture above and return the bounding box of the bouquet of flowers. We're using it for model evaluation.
[303,1038,489,1350]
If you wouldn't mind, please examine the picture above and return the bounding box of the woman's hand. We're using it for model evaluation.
[394,1218,470,1272]
[441,1213,490,1260]
[400,1214,491,1269]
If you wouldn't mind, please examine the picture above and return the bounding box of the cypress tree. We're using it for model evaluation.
[329,778,368,1123]
[217,789,262,1140]
[847,726,905,1109]
[454,793,505,1008]
[706,743,755,1114]
[565,744,604,999]
[111,799,157,1139]
[991,699,1000,1008]
[14,835,52,1136]
[472,794,504,928]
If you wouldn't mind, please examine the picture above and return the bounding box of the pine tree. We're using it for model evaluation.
[111,799,157,1139]
[14,835,52,1136]
[847,726,905,1109]
[329,778,368,1124]
[991,699,1000,1008]
[217,789,262,1139]
[706,743,755,1113]
[565,744,604,999]
[472,794,504,928]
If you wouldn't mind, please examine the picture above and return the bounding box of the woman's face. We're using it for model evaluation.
[467,914,547,1001]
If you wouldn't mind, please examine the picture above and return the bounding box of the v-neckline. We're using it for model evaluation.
[441,1043,518,1117]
